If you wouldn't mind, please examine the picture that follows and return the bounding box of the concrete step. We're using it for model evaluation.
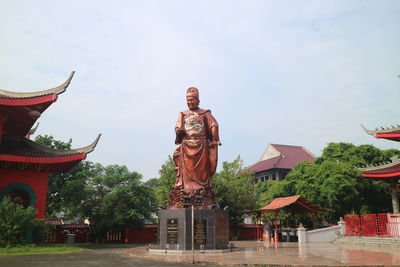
[334,236,400,247]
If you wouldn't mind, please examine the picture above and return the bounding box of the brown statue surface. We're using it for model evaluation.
[169,87,221,209]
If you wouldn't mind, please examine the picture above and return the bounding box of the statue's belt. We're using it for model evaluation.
[184,136,208,140]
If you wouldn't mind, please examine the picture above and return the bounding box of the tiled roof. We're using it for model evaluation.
[0,72,75,136]
[248,144,315,173]
[362,124,400,142]
[0,72,74,99]
[257,195,328,213]
[360,156,400,178]
[0,134,101,158]
[45,218,64,226]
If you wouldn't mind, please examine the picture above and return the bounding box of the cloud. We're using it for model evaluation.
[1,0,400,178]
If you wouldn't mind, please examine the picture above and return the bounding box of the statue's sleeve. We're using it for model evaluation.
[206,111,219,142]
[206,111,219,176]
[175,112,184,144]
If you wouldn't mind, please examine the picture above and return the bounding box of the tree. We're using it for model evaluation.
[316,142,400,166]
[153,156,176,208]
[144,178,161,188]
[0,197,35,246]
[212,156,257,227]
[34,135,154,240]
[34,135,91,217]
[80,164,154,241]
[255,142,394,224]
[284,161,367,220]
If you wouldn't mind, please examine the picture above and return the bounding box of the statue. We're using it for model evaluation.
[169,87,221,209]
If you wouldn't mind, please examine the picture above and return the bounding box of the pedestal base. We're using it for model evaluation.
[158,209,229,250]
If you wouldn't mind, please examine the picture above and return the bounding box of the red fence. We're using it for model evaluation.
[231,224,262,240]
[44,224,90,243]
[344,213,400,237]
[124,224,158,243]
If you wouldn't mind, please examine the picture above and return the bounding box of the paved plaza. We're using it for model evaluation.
[127,241,400,266]
[1,241,400,266]
[0,245,220,267]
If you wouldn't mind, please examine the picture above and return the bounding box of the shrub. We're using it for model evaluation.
[0,197,35,247]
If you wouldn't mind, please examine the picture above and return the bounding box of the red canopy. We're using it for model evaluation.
[255,195,328,214]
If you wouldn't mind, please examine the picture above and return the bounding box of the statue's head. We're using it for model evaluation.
[186,87,200,110]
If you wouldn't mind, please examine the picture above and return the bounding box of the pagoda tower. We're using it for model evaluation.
[0,72,100,219]
[360,125,400,213]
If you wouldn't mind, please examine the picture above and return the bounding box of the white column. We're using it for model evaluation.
[338,217,346,236]
[297,223,307,243]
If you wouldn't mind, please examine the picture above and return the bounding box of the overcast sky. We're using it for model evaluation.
[1,0,399,180]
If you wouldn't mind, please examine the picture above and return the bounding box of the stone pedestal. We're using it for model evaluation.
[158,209,229,250]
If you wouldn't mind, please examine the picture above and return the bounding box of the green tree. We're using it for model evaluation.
[154,156,176,208]
[80,164,154,241]
[317,142,400,166]
[34,135,91,217]
[212,156,257,227]
[144,178,161,188]
[254,180,292,208]
[0,197,35,246]
[255,142,394,224]
[284,161,368,220]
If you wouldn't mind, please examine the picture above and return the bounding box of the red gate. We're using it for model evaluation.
[344,213,400,236]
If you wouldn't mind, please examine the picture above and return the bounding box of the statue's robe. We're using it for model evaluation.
[173,108,219,190]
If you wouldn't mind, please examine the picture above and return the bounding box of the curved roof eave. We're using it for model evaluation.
[361,124,400,136]
[0,133,101,159]
[0,71,75,99]
[0,153,85,164]
[359,156,400,172]
[28,122,40,136]
[70,134,102,154]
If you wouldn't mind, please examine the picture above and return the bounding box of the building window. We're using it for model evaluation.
[272,174,276,181]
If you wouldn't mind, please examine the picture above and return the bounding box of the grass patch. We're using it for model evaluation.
[0,244,86,256]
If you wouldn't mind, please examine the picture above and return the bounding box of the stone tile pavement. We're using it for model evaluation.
[1,241,400,266]
[125,241,400,266]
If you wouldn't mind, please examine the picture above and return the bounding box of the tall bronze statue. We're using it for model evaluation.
[169,87,221,209]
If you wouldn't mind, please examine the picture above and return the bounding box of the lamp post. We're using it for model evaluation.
[184,195,204,264]
[192,204,194,264]
[183,196,195,264]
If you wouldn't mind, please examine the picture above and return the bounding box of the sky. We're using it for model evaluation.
[1,0,400,180]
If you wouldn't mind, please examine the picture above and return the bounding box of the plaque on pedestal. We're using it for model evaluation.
[158,209,229,250]
[194,218,207,245]
[167,219,178,244]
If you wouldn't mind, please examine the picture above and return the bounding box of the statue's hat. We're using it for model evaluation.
[186,87,199,99]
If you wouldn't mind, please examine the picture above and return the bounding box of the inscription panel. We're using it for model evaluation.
[167,218,178,244]
[194,218,207,245]
[216,218,227,245]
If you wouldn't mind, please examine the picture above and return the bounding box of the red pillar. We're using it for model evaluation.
[274,210,279,243]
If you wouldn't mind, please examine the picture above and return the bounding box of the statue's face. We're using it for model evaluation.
[186,96,199,110]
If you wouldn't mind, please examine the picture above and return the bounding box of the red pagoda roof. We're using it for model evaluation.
[362,124,400,142]
[0,72,74,136]
[248,144,315,173]
[255,195,328,214]
[360,156,400,181]
[0,134,101,172]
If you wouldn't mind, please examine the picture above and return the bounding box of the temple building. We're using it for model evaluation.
[0,72,100,219]
[360,125,400,213]
[247,144,315,184]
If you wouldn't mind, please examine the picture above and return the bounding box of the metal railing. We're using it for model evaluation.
[344,213,400,237]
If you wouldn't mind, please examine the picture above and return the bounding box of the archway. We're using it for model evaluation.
[0,183,36,208]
